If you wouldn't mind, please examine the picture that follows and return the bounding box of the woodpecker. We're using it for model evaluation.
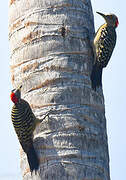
[91,12,119,90]
[10,85,48,173]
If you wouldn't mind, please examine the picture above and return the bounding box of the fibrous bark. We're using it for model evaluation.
[9,0,110,179]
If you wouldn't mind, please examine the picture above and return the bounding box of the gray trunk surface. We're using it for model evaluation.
[9,0,110,179]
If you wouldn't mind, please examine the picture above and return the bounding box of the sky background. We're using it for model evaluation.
[0,1,125,179]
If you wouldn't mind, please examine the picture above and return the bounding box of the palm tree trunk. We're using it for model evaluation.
[9,0,110,179]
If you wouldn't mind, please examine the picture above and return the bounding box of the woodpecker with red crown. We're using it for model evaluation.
[91,12,119,90]
[10,85,49,173]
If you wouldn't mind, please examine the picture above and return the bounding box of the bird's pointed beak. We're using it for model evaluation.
[15,85,22,94]
[19,85,22,89]
[18,85,22,93]
[96,12,106,19]
[11,88,15,93]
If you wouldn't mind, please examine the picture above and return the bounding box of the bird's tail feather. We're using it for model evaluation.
[27,144,39,173]
[90,64,102,91]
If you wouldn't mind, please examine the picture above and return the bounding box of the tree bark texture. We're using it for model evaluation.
[9,0,110,179]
